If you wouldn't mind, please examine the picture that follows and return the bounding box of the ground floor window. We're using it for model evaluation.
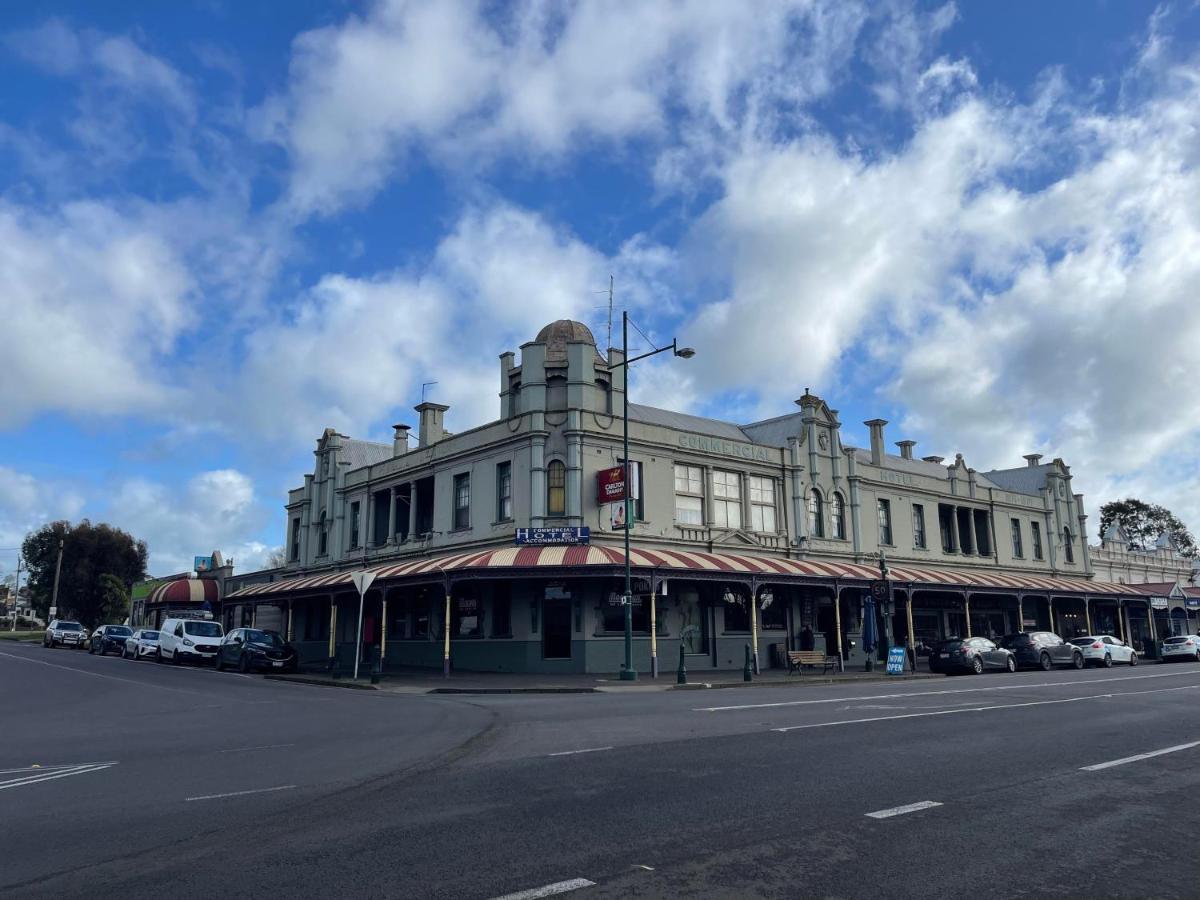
[677,587,707,654]
[723,591,750,632]
[491,586,511,637]
[601,583,650,633]
[452,588,481,637]
[760,592,787,630]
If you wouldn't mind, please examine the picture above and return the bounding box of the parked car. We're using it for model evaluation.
[1068,634,1137,667]
[89,625,133,655]
[998,632,1085,670]
[215,628,298,673]
[1160,635,1200,662]
[158,617,224,665]
[43,620,86,649]
[928,637,1017,675]
[123,629,161,660]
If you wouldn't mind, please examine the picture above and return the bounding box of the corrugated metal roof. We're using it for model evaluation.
[739,413,803,447]
[982,464,1050,497]
[629,404,751,442]
[342,439,393,470]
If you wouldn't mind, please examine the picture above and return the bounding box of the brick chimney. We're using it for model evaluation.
[415,402,449,448]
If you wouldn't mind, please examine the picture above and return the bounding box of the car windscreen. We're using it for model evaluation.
[245,629,283,647]
[141,631,160,640]
[936,639,966,649]
[184,622,222,637]
[58,622,82,631]
[1164,637,1189,644]
[108,627,132,637]
[1068,638,1096,646]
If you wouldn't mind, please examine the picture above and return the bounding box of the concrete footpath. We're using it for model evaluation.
[265,666,940,694]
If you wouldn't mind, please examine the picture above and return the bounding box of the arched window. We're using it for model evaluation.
[831,493,845,539]
[318,511,328,556]
[547,460,566,516]
[808,489,825,538]
[1063,527,1075,563]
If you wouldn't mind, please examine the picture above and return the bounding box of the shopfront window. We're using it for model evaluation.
[674,464,704,525]
[712,470,742,529]
[452,590,481,637]
[723,590,750,632]
[760,593,786,630]
[677,587,706,654]
[749,476,776,532]
[602,587,650,632]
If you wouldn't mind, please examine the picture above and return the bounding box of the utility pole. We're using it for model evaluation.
[50,538,64,619]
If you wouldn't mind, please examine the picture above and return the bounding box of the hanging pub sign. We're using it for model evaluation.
[596,466,627,504]
[1151,597,1169,610]
[515,527,591,546]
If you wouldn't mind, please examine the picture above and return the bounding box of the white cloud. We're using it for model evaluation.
[0,468,86,571]
[103,469,272,575]
[259,0,871,214]
[0,201,194,426]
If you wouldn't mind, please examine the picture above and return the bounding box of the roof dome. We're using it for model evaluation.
[534,319,606,364]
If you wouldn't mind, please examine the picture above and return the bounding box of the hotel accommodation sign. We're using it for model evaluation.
[515,527,591,546]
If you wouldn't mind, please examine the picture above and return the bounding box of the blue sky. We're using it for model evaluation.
[2,1,1199,576]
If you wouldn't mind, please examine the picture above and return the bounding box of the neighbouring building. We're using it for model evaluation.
[132,551,234,629]
[224,319,1190,674]
[1090,524,1198,586]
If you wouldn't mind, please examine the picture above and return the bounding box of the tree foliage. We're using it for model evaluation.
[1098,499,1197,559]
[21,521,148,626]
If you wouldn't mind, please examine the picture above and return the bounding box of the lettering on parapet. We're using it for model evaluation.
[1001,491,1044,509]
[678,434,771,462]
[876,470,916,487]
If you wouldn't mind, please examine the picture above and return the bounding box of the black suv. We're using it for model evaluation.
[89,625,133,655]
[998,632,1084,670]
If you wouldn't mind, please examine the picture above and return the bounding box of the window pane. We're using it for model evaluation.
[676,494,703,525]
[714,500,741,529]
[713,471,740,499]
[547,461,566,515]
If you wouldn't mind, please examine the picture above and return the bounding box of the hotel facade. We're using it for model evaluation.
[222,320,1192,674]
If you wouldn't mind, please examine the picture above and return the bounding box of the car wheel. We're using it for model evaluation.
[1006,656,1016,673]
[1073,652,1084,670]
[1103,653,1112,668]
[1129,652,1138,667]
[239,653,251,674]
[1039,652,1052,671]
[971,655,984,675]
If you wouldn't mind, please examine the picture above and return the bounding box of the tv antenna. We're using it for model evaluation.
[421,381,438,403]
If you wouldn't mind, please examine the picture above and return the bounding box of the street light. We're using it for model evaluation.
[610,310,695,681]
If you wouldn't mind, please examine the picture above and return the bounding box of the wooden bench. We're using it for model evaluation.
[787,649,839,675]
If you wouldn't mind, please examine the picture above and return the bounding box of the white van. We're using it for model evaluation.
[158,617,224,665]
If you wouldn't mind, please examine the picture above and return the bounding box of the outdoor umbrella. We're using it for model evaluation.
[862,593,878,669]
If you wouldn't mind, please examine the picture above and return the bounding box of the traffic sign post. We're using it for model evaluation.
[350,571,377,681]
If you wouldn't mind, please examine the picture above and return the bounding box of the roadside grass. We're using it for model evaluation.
[0,630,43,642]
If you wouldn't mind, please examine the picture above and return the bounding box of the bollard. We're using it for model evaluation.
[743,643,753,682]
[677,644,688,685]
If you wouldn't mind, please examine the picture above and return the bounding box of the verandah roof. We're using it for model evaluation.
[226,546,1132,600]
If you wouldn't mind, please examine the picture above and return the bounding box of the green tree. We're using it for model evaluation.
[21,521,148,626]
[1098,499,1197,559]
[98,574,131,624]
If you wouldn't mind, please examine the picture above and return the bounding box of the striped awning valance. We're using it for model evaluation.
[226,545,1130,600]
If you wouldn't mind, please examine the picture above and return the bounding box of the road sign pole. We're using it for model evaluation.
[350,571,377,681]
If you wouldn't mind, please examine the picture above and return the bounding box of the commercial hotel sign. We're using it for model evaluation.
[678,434,771,462]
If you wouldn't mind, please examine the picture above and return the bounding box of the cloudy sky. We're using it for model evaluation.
[2,1,1198,576]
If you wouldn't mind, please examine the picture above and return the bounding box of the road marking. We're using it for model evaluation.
[217,743,295,754]
[774,693,1112,731]
[0,648,210,696]
[490,878,597,900]
[547,747,613,757]
[1081,740,1200,772]
[865,800,943,819]
[0,763,115,792]
[185,785,296,802]
[696,668,1200,712]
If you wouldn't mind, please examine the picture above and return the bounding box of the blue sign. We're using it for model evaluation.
[1187,598,1200,610]
[515,527,591,546]
[193,556,214,572]
[886,645,907,675]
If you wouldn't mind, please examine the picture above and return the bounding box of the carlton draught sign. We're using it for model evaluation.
[596,466,627,504]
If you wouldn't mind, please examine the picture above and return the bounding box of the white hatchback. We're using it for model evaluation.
[1160,635,1200,662]
[123,629,161,660]
[1068,635,1137,668]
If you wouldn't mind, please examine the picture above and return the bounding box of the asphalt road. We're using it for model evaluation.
[4,640,1200,899]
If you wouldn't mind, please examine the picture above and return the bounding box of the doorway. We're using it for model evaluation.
[542,598,572,659]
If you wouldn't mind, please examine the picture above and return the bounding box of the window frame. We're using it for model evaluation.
[1063,527,1075,564]
[547,459,567,517]
[711,469,742,530]
[832,493,846,540]
[912,503,926,549]
[673,463,704,525]
[877,498,893,546]
[808,488,825,538]
[1031,521,1044,560]
[748,475,776,533]
[495,461,513,522]
[453,472,471,530]
[1010,518,1024,558]
[348,501,361,551]
[289,518,301,561]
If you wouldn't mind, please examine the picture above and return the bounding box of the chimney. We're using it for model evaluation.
[864,419,887,466]
[895,440,916,461]
[922,455,945,464]
[415,402,449,448]
[1023,453,1043,468]
[392,424,411,456]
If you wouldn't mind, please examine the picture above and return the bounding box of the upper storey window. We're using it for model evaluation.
[674,464,703,525]
[749,476,775,533]
[547,460,566,516]
[712,470,741,529]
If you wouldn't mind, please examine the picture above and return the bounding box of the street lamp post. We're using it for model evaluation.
[612,310,694,681]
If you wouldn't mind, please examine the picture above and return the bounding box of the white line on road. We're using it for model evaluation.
[1081,740,1200,772]
[489,878,597,900]
[547,747,613,757]
[0,648,210,696]
[696,668,1200,712]
[865,800,943,819]
[0,764,115,792]
[774,693,1111,731]
[0,762,115,776]
[217,743,295,754]
[185,785,296,802]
